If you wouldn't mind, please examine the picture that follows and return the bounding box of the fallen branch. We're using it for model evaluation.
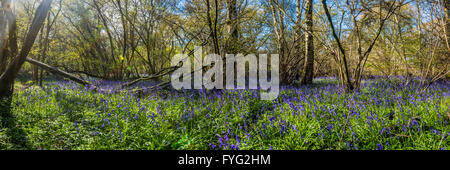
[121,41,208,89]
[121,65,180,88]
[25,57,92,87]
[130,63,212,95]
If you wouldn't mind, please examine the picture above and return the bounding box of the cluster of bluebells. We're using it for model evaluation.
[11,76,450,150]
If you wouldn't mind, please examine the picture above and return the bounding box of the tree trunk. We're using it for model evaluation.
[0,0,52,98]
[225,0,239,55]
[445,0,450,51]
[0,0,18,98]
[0,9,6,74]
[224,0,239,87]
[295,0,305,80]
[39,12,52,86]
[206,0,220,55]
[321,0,354,91]
[301,0,314,85]
[270,0,288,84]
[279,7,288,84]
[33,27,44,84]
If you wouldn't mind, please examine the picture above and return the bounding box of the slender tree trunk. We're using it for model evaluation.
[39,12,52,86]
[33,27,44,84]
[301,0,314,85]
[295,0,305,80]
[270,0,288,84]
[322,0,354,91]
[206,0,220,55]
[278,6,288,84]
[445,0,450,51]
[225,0,239,55]
[225,0,239,87]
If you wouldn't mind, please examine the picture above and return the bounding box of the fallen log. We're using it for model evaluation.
[25,57,92,87]
[130,64,211,95]
[121,65,180,88]
[123,43,208,89]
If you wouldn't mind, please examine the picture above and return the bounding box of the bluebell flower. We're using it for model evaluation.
[377,144,383,150]
[269,116,276,122]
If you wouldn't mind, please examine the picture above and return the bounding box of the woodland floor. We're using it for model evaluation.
[0,77,449,150]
